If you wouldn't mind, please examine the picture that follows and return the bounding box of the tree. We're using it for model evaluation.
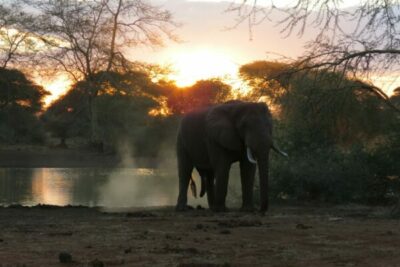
[0,68,47,112]
[27,0,177,81]
[24,0,177,144]
[166,79,233,114]
[228,1,400,113]
[0,2,37,69]
[0,68,48,143]
[42,70,166,152]
[41,84,90,147]
[239,61,392,147]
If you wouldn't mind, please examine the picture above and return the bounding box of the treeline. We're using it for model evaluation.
[239,61,400,205]
[1,60,400,205]
[0,0,399,206]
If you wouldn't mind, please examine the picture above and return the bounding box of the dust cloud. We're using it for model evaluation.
[97,141,209,208]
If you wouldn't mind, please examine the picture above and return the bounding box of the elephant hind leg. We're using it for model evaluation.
[196,168,215,210]
[176,141,194,212]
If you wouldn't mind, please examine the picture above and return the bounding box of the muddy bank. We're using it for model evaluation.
[0,204,398,266]
[0,146,159,168]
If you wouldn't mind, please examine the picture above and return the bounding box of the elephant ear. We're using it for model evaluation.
[206,104,243,151]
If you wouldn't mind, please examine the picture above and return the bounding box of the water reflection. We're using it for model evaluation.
[32,169,73,206]
[0,168,212,207]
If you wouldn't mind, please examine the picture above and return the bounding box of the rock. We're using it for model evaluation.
[58,252,72,263]
[124,247,132,253]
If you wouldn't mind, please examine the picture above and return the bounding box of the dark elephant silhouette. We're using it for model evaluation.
[175,100,287,212]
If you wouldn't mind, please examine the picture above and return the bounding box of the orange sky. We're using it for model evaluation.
[39,0,308,105]
[39,0,399,105]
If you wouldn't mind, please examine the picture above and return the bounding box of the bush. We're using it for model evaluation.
[0,107,45,144]
[268,144,400,205]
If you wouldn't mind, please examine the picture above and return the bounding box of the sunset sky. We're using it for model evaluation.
[41,0,398,105]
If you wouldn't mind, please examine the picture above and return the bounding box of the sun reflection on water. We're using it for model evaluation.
[31,168,74,206]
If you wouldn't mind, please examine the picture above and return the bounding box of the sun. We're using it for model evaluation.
[36,74,73,107]
[168,48,240,87]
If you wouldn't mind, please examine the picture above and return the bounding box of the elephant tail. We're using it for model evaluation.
[190,176,197,198]
[272,143,288,158]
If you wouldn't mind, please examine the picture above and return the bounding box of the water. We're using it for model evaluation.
[0,168,200,207]
[0,167,243,207]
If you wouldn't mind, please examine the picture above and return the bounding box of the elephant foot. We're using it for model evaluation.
[240,205,256,212]
[175,204,194,212]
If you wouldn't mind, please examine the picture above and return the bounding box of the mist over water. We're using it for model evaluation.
[97,143,208,208]
[0,144,243,208]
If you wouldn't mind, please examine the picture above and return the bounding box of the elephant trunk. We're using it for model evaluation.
[200,175,206,197]
[258,153,269,212]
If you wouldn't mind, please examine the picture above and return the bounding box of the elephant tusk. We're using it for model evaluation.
[272,143,288,158]
[247,147,257,164]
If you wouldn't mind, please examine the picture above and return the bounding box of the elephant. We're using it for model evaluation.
[175,100,287,213]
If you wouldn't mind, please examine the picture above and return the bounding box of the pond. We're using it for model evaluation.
[0,168,242,207]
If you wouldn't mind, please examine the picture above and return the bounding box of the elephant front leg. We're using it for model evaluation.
[206,173,215,210]
[213,163,230,212]
[240,159,256,212]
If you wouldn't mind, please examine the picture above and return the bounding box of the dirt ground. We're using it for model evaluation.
[0,205,399,267]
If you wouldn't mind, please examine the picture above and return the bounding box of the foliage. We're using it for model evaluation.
[229,0,400,114]
[269,144,400,204]
[41,85,90,147]
[0,2,37,69]
[25,0,177,81]
[165,79,233,114]
[42,70,174,154]
[239,60,400,205]
[0,68,47,143]
[240,61,393,147]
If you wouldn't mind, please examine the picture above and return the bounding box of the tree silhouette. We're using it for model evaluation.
[0,2,37,69]
[239,61,392,146]
[23,0,177,144]
[228,1,400,113]
[0,68,48,143]
[166,79,232,114]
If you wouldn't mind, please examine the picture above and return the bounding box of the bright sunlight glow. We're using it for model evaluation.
[38,75,73,107]
[168,48,240,87]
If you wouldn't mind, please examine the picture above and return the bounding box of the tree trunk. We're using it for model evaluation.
[86,79,103,152]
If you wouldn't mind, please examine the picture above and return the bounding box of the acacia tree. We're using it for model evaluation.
[166,79,233,114]
[228,0,400,113]
[25,0,178,144]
